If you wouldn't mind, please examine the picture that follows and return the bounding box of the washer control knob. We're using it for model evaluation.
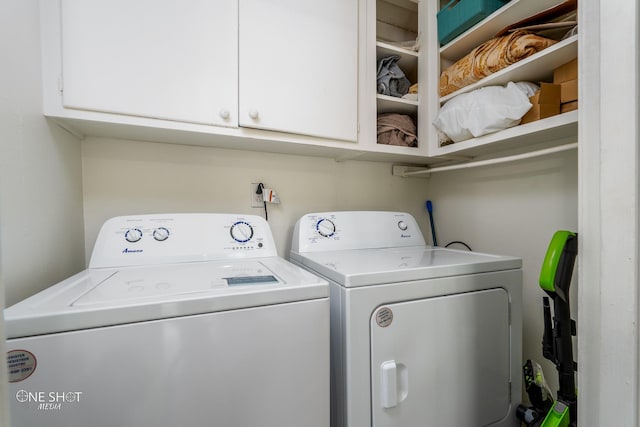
[153,227,170,241]
[124,228,143,243]
[230,221,254,243]
[398,221,408,231]
[316,218,336,238]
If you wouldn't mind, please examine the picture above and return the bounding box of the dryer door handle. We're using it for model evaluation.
[380,360,409,409]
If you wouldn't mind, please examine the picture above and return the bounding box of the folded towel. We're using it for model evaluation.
[377,113,418,147]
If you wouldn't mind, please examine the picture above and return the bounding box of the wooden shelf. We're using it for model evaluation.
[376,40,419,72]
[439,0,567,62]
[434,110,578,158]
[440,35,577,104]
[376,94,418,115]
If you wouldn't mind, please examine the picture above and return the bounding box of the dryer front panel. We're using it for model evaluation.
[370,288,511,427]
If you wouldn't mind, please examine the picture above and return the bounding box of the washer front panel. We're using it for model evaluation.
[7,299,329,427]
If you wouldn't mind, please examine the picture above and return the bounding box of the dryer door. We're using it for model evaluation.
[370,288,511,427]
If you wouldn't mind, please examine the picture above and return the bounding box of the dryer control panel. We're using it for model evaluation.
[89,213,277,268]
[291,211,426,253]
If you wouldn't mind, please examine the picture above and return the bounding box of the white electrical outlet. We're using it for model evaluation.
[251,183,264,208]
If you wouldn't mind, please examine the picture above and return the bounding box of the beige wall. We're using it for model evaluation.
[81,138,431,261]
[1,0,85,423]
[1,0,85,307]
[426,148,578,394]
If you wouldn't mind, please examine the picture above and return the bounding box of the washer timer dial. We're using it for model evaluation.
[316,218,336,238]
[124,228,143,243]
[230,221,254,243]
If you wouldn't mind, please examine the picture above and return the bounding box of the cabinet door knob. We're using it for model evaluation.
[249,110,259,120]
[219,109,230,120]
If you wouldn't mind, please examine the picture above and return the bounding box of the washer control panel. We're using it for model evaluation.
[89,213,277,268]
[292,211,426,253]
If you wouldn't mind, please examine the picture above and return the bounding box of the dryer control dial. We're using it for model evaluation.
[230,221,254,243]
[153,227,170,241]
[316,218,336,238]
[124,228,143,243]
[398,220,408,231]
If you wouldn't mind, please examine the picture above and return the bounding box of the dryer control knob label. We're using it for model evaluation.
[375,307,394,328]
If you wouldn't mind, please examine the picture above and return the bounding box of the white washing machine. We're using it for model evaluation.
[290,211,522,427]
[5,213,329,427]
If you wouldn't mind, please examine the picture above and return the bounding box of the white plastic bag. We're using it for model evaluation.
[433,82,539,143]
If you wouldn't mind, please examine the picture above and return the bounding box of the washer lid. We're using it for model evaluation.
[290,246,522,287]
[4,257,328,338]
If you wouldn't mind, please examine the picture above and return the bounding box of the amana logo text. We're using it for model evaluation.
[122,248,143,254]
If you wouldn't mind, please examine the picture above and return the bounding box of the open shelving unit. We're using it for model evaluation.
[425,0,578,161]
[357,0,425,156]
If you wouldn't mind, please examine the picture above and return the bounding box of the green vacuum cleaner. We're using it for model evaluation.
[517,231,578,427]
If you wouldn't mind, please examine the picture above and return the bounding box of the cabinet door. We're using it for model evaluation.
[60,0,238,127]
[239,0,358,142]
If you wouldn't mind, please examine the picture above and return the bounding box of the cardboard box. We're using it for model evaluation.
[553,58,578,84]
[561,100,578,113]
[521,83,561,124]
[560,79,578,103]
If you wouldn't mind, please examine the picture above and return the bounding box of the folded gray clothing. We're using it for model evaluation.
[376,55,411,97]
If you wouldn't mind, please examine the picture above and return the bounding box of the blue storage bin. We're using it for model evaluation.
[437,0,509,46]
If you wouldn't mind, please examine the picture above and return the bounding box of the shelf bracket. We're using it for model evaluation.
[392,165,432,178]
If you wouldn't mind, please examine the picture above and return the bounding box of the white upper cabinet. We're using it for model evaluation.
[238,0,358,142]
[41,0,359,156]
[39,0,579,164]
[60,0,238,128]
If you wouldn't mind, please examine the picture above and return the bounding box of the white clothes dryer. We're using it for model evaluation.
[5,213,329,427]
[290,211,522,427]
